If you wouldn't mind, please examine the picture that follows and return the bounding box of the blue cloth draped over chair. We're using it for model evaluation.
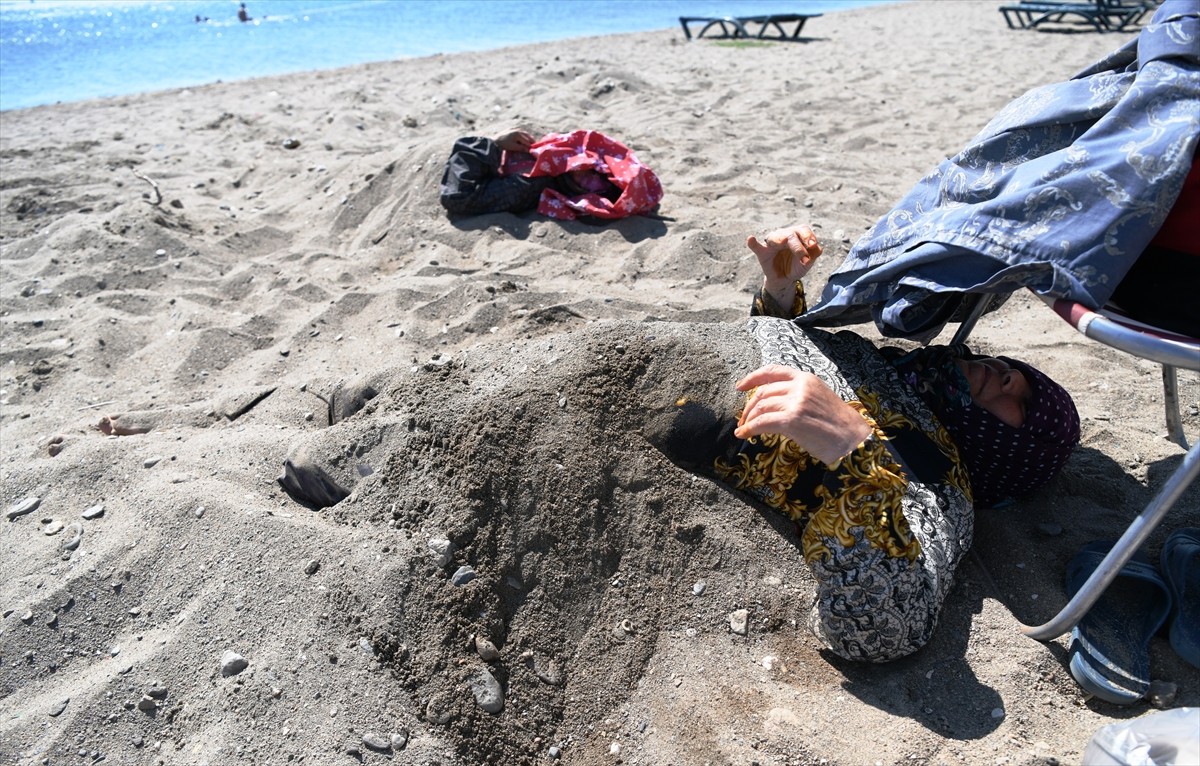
[797,0,1200,343]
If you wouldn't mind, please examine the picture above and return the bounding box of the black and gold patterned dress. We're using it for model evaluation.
[711,285,974,662]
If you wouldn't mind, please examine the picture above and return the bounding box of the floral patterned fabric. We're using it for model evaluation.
[525,130,664,221]
[797,0,1200,341]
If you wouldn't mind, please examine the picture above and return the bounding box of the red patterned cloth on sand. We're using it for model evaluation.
[505,130,663,221]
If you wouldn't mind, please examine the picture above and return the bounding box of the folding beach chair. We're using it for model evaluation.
[951,292,1200,640]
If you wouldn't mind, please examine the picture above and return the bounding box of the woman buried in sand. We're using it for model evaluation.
[654,223,1081,663]
[278,220,1081,664]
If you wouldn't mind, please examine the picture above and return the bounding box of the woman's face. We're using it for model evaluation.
[956,357,1031,428]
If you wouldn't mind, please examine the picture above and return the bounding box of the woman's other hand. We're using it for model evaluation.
[495,130,535,153]
[746,225,823,310]
[734,364,872,466]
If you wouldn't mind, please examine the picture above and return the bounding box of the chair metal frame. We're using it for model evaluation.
[951,292,1199,641]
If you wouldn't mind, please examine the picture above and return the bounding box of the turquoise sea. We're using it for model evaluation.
[0,0,895,111]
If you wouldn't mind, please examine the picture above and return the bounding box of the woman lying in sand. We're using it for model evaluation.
[279,223,1080,664]
[649,223,1080,662]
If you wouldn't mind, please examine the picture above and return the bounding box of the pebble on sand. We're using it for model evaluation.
[470,667,505,714]
[60,523,83,551]
[474,635,500,662]
[451,565,476,586]
[425,693,454,725]
[7,496,40,521]
[428,536,453,567]
[220,650,249,677]
[729,609,749,636]
[362,732,391,752]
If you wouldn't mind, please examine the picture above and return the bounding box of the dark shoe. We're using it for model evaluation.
[1161,528,1200,669]
[1066,541,1173,705]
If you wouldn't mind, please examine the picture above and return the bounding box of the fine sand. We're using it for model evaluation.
[2,2,1197,764]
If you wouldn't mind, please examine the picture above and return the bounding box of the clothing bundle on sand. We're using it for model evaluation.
[439,129,663,221]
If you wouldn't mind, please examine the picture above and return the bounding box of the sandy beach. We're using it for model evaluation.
[2,1,1197,764]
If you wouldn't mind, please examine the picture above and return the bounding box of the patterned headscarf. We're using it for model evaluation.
[886,345,1081,508]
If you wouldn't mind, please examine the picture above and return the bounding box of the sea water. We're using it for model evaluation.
[0,0,895,112]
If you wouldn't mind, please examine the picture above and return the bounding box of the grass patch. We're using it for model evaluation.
[712,40,776,49]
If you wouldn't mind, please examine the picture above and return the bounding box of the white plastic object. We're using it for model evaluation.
[1082,708,1200,766]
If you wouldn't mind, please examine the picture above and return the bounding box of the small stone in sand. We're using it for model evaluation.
[470,668,504,714]
[474,635,500,662]
[304,559,320,575]
[48,698,69,717]
[61,523,82,551]
[1147,680,1178,708]
[221,650,249,677]
[425,693,453,725]
[7,496,40,520]
[362,733,391,752]
[428,536,453,567]
[729,609,749,636]
[82,503,106,520]
[451,565,476,586]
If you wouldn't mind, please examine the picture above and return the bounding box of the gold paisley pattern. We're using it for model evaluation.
[714,430,820,523]
[808,431,916,563]
[714,398,921,566]
[855,386,972,501]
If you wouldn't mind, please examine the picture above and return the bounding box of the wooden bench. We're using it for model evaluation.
[679,13,822,41]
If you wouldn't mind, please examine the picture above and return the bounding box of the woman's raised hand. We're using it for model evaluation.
[734,364,872,466]
[746,224,823,287]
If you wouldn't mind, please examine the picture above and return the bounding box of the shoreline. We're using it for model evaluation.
[2,2,1196,764]
[1,0,901,114]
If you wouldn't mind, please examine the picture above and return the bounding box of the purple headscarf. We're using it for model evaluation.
[887,346,1081,508]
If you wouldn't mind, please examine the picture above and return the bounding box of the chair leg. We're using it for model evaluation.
[950,293,994,346]
[1021,439,1200,641]
[1163,364,1189,449]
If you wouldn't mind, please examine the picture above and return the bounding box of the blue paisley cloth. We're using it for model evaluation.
[798,1,1200,341]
